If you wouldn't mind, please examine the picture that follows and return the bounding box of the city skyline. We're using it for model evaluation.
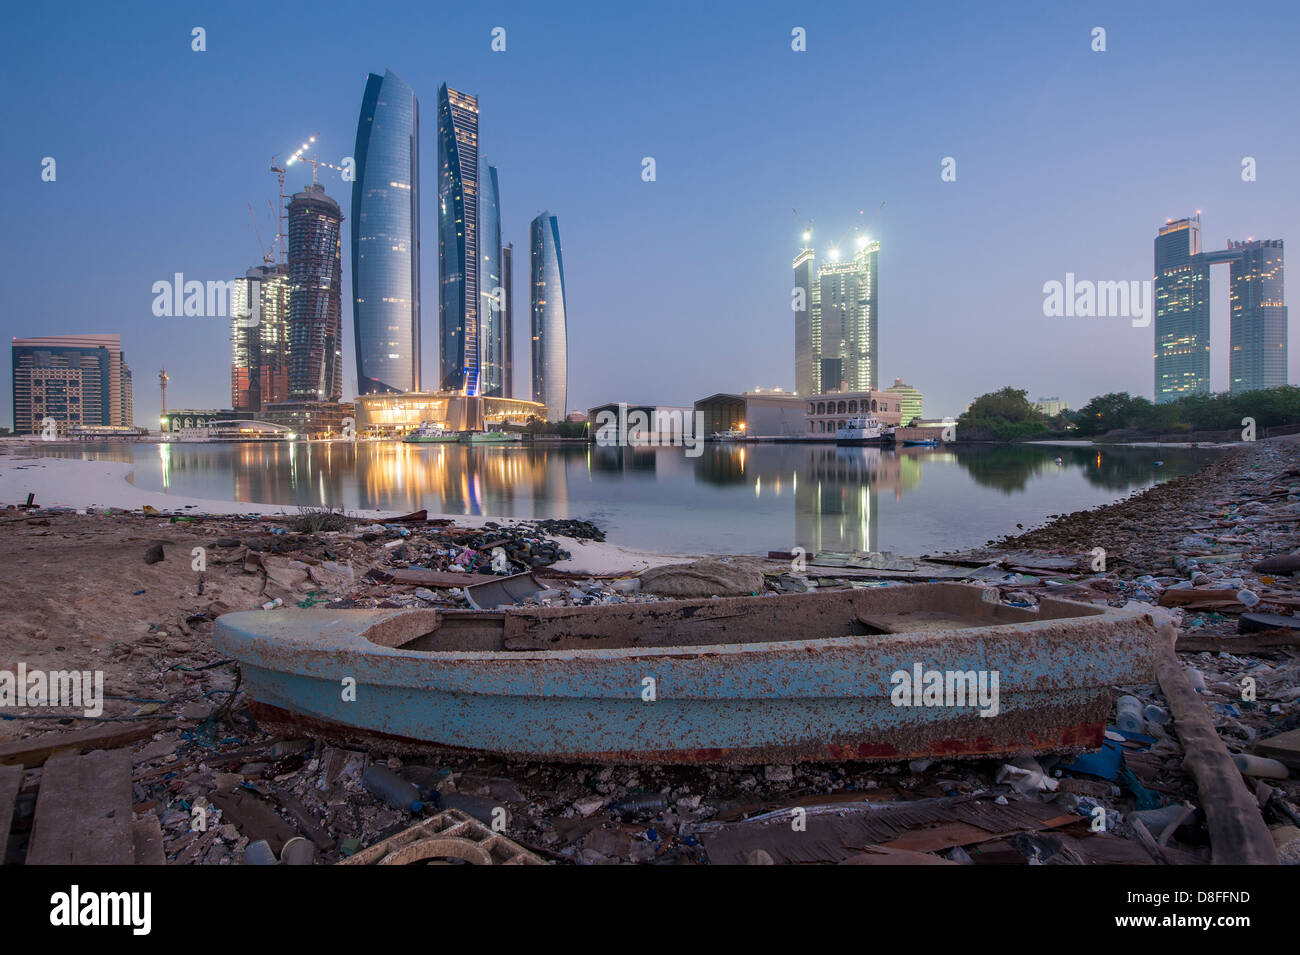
[3,3,1298,428]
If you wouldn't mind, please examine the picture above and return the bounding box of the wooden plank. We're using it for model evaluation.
[0,763,22,864]
[133,815,166,866]
[25,751,80,864]
[375,567,500,587]
[27,749,134,865]
[1153,621,1279,865]
[1177,629,1300,653]
[74,749,133,865]
[211,791,297,856]
[0,721,162,768]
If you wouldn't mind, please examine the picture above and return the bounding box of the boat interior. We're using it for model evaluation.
[359,583,1105,653]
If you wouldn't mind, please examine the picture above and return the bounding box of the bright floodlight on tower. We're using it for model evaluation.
[857,234,869,248]
[802,230,811,242]
[828,246,840,261]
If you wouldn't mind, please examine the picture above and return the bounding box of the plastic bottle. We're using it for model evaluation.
[1232,754,1289,779]
[1142,704,1169,726]
[362,764,423,813]
[261,597,283,610]
[243,839,278,865]
[1115,695,1145,734]
[611,795,668,815]
[1236,589,1261,608]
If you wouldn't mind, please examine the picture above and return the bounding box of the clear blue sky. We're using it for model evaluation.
[2,0,1297,427]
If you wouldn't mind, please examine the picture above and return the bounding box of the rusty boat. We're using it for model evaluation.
[212,583,1163,765]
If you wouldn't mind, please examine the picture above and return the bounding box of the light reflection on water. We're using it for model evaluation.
[45,441,1220,556]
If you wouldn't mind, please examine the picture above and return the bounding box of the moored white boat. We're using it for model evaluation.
[835,416,891,444]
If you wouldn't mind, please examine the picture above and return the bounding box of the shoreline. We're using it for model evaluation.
[0,437,1296,865]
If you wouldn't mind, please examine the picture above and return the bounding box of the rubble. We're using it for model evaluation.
[3,438,1300,865]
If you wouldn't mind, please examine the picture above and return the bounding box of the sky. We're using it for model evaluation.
[2,0,1298,428]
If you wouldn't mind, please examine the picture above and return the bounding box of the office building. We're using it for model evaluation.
[1229,239,1287,394]
[793,245,815,396]
[351,69,421,395]
[438,83,480,393]
[794,232,879,396]
[1153,216,1210,403]
[287,184,343,402]
[1154,216,1288,401]
[231,264,290,411]
[479,161,506,396]
[502,242,514,398]
[530,212,568,420]
[885,378,923,423]
[11,334,133,435]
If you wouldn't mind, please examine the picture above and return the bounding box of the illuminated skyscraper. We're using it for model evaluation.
[288,184,343,401]
[351,69,420,395]
[793,245,815,396]
[1153,216,1210,403]
[1229,239,1287,394]
[816,239,878,393]
[438,83,480,393]
[502,242,514,398]
[231,264,290,411]
[1155,216,1287,401]
[794,230,878,396]
[530,212,568,420]
[479,161,506,396]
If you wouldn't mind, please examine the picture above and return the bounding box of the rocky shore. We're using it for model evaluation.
[2,438,1297,865]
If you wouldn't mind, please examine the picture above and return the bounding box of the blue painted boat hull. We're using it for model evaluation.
[213,585,1162,765]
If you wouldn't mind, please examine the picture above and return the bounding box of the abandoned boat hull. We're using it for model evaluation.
[213,585,1162,765]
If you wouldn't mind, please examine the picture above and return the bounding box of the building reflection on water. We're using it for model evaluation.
[41,439,1218,555]
[696,443,937,554]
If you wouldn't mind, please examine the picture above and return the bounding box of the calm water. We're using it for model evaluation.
[45,441,1218,556]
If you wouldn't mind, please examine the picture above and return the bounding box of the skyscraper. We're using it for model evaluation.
[352,69,420,395]
[231,264,290,411]
[438,83,480,394]
[816,239,878,393]
[288,184,343,402]
[530,212,568,420]
[11,334,133,434]
[793,246,815,396]
[1153,216,1210,403]
[1154,216,1287,401]
[794,230,879,396]
[1229,239,1287,394]
[479,161,506,396]
[502,242,514,398]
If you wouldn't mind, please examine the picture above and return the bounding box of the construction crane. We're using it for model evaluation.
[286,134,347,186]
[792,208,813,246]
[247,202,273,266]
[269,156,287,264]
[826,202,884,261]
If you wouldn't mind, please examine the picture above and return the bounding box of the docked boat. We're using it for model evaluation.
[902,438,941,447]
[462,429,523,444]
[213,583,1161,765]
[403,422,458,444]
[835,416,893,445]
[710,429,746,442]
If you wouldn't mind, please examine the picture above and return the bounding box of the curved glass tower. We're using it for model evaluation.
[351,70,420,395]
[438,84,479,394]
[530,212,568,420]
[479,161,504,397]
